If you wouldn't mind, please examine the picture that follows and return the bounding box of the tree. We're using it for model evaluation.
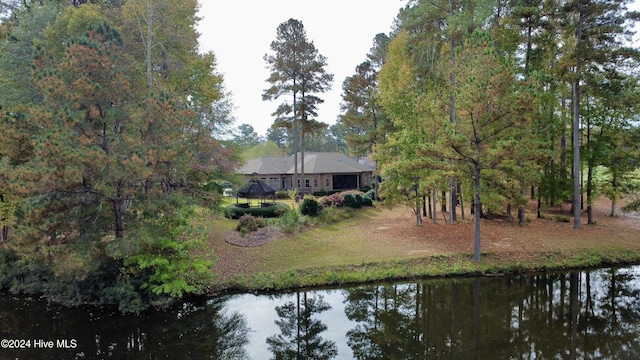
[441,32,533,261]
[377,31,437,226]
[263,18,333,192]
[339,34,391,199]
[232,123,263,148]
[561,0,639,228]
[0,1,233,309]
[0,1,65,109]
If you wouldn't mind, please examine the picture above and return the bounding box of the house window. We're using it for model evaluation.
[297,179,301,188]
[305,178,310,188]
[325,178,330,187]
[269,177,278,189]
[313,178,318,188]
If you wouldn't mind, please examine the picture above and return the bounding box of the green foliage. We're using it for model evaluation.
[299,196,320,217]
[344,194,361,209]
[313,189,328,197]
[275,208,300,234]
[362,197,373,207]
[354,194,364,207]
[287,188,299,201]
[223,202,291,219]
[318,206,354,224]
[118,204,214,300]
[364,189,376,200]
[276,190,290,199]
[237,214,265,235]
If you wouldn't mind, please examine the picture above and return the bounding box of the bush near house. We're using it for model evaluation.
[276,190,290,199]
[223,202,291,219]
[299,196,320,217]
[237,214,266,235]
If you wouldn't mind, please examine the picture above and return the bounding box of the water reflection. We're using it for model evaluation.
[2,267,640,359]
[0,296,250,359]
[342,268,640,359]
[266,292,337,359]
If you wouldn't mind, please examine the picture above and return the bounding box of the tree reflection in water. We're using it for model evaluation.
[3,267,640,359]
[266,292,338,360]
[342,267,640,359]
[0,296,251,359]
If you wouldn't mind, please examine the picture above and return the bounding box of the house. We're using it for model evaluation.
[239,152,374,192]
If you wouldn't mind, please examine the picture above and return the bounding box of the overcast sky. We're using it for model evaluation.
[197,1,407,137]
[197,0,640,138]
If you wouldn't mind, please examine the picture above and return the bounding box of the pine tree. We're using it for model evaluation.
[263,18,333,192]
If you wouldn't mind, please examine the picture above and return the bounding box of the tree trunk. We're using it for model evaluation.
[473,145,482,262]
[113,200,124,240]
[432,187,438,225]
[422,195,427,217]
[473,164,481,263]
[415,184,422,226]
[572,1,583,230]
[587,158,594,225]
[458,181,465,220]
[293,79,299,198]
[611,173,618,217]
[145,0,153,90]
[448,0,457,224]
[301,129,305,194]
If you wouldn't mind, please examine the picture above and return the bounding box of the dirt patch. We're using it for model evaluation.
[223,226,285,247]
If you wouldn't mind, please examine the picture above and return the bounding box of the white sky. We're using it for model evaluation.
[197,0,407,137]
[197,0,640,138]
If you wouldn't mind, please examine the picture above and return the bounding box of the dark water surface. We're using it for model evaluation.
[2,266,640,359]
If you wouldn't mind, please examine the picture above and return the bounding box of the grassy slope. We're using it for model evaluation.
[207,200,640,294]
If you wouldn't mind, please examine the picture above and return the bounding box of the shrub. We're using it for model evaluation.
[318,192,345,208]
[276,190,289,199]
[354,194,364,207]
[278,208,300,233]
[362,197,373,206]
[344,194,360,209]
[318,206,354,224]
[299,197,320,217]
[223,202,291,219]
[313,189,328,197]
[237,214,264,235]
[287,188,299,201]
[360,185,371,193]
[364,189,376,200]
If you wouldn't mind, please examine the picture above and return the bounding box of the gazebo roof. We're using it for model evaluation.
[237,179,276,198]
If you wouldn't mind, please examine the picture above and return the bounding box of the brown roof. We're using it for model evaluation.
[240,152,374,175]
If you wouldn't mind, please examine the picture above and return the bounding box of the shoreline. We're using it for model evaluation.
[208,247,640,296]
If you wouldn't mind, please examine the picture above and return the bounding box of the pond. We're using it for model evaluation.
[2,266,640,359]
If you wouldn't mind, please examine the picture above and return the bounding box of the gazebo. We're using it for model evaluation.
[236,179,276,208]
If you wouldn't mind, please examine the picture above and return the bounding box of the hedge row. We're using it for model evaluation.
[223,202,291,219]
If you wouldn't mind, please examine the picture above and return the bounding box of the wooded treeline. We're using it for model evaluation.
[338,0,640,261]
[1,0,640,310]
[0,0,237,311]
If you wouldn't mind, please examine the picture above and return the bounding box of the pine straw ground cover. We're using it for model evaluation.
[206,197,640,294]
